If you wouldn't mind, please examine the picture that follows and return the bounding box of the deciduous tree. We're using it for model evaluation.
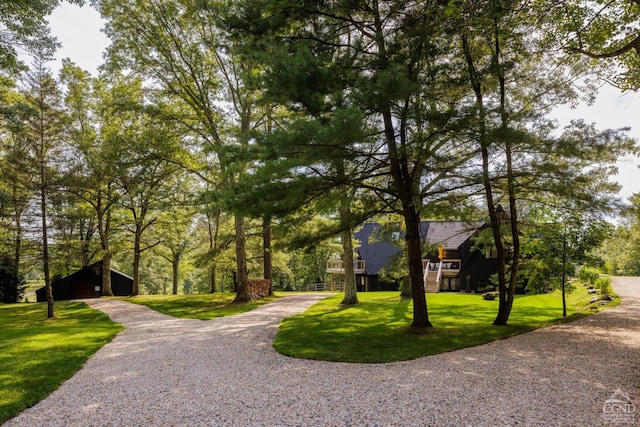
[94,0,269,301]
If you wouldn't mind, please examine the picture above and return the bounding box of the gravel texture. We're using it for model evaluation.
[4,277,640,427]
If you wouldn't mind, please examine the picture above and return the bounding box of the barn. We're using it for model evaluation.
[36,261,133,302]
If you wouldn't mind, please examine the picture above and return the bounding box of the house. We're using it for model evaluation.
[35,261,133,302]
[326,221,499,292]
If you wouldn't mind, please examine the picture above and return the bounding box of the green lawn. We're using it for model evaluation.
[0,302,123,424]
[273,286,618,363]
[117,292,279,320]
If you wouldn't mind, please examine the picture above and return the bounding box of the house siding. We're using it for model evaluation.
[36,261,133,302]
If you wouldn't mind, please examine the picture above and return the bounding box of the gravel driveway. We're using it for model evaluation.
[5,277,639,426]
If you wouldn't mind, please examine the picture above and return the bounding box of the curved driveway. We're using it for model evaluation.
[4,278,639,426]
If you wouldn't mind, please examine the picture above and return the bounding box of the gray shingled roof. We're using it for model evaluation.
[422,221,484,249]
[354,223,402,275]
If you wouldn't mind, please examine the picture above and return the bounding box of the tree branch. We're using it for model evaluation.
[571,34,640,59]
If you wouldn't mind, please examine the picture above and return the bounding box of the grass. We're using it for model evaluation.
[273,284,618,363]
[116,292,279,320]
[0,301,123,424]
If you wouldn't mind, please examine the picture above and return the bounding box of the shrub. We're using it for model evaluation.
[595,277,612,300]
[578,267,599,286]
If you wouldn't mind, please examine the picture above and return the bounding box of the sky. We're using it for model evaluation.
[46,3,639,201]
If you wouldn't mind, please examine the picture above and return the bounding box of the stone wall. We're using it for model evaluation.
[248,279,272,299]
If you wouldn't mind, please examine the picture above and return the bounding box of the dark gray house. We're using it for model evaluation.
[327,221,499,292]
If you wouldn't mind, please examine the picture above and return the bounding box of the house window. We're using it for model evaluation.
[94,286,100,292]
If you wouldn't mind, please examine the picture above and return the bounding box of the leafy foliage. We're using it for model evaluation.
[598,193,640,275]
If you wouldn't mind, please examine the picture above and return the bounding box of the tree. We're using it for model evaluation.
[520,212,612,316]
[99,76,183,296]
[48,190,98,275]
[230,1,476,326]
[598,193,640,275]
[227,108,375,304]
[0,80,33,277]
[94,0,271,302]
[20,59,68,318]
[455,0,636,325]
[151,174,199,295]
[60,61,122,296]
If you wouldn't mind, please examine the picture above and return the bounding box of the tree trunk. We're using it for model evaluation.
[263,215,273,295]
[97,195,114,296]
[493,139,520,325]
[12,187,22,273]
[382,104,430,327]
[172,251,180,295]
[561,235,567,317]
[102,253,113,296]
[493,31,519,326]
[132,229,141,296]
[81,218,94,267]
[404,207,431,328]
[462,33,511,326]
[207,209,220,293]
[340,226,358,305]
[41,186,54,319]
[209,265,217,293]
[233,213,251,302]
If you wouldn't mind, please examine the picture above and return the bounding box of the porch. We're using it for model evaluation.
[423,259,462,293]
[326,259,366,274]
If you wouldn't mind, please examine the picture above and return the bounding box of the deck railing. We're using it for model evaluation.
[326,259,366,274]
[422,259,461,272]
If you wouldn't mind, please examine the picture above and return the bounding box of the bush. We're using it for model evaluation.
[595,277,612,300]
[578,267,599,286]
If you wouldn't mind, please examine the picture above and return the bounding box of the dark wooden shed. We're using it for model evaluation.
[36,261,133,302]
